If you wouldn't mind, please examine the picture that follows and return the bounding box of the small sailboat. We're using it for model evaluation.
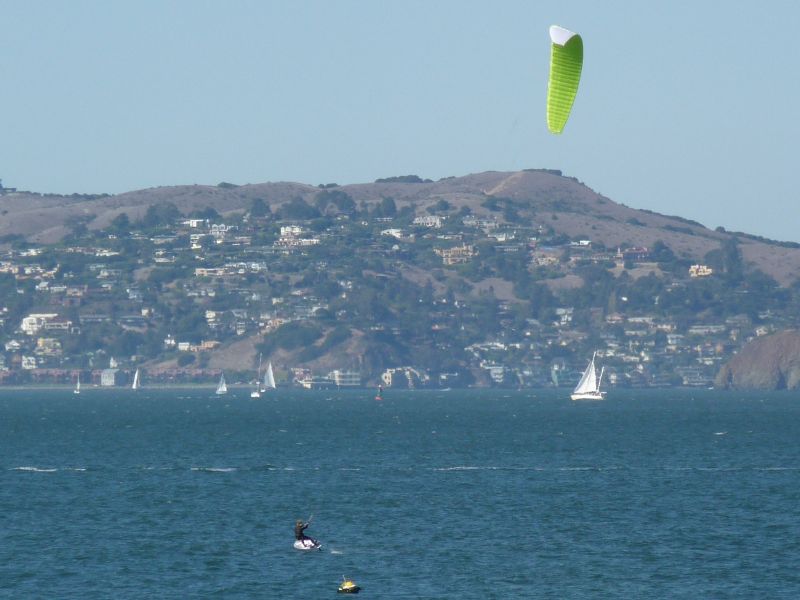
[375,385,383,401]
[262,361,276,393]
[73,374,81,395]
[571,352,605,401]
[132,368,140,391]
[251,354,262,398]
[216,373,228,395]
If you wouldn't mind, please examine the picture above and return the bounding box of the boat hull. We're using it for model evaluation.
[570,391,606,401]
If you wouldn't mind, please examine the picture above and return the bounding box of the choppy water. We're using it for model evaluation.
[1,388,799,598]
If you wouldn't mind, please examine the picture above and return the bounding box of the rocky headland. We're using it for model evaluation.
[716,330,800,390]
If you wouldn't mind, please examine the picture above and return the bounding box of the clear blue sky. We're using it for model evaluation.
[2,1,799,240]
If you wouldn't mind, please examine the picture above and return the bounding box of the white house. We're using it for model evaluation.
[20,313,59,336]
[413,215,444,228]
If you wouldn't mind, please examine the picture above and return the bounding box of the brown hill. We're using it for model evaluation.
[4,169,800,284]
[716,330,800,390]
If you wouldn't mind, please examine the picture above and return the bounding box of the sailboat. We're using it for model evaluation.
[73,374,81,395]
[132,368,141,391]
[251,354,262,398]
[571,352,606,401]
[262,361,276,393]
[216,372,228,395]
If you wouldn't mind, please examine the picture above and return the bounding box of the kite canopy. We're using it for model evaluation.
[546,25,583,134]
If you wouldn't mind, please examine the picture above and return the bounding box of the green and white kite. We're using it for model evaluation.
[546,25,583,134]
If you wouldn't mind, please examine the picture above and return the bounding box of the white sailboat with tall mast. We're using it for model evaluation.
[571,352,606,401]
[131,368,141,391]
[74,374,81,395]
[216,372,228,395]
[262,361,276,393]
[251,354,262,398]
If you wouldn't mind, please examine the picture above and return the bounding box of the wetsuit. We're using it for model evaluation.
[295,522,309,541]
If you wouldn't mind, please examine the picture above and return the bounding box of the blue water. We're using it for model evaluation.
[1,388,799,598]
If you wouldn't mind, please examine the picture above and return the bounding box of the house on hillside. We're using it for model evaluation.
[413,215,444,228]
[100,368,122,386]
[617,247,651,262]
[328,370,361,387]
[435,244,475,265]
[689,264,713,277]
[20,313,59,335]
[0,179,17,194]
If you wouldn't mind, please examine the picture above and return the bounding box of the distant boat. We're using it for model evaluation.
[571,352,605,401]
[375,385,383,401]
[132,368,141,391]
[251,354,262,398]
[262,362,276,392]
[73,374,81,395]
[216,373,228,395]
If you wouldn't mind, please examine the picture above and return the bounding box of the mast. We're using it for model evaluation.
[256,354,262,388]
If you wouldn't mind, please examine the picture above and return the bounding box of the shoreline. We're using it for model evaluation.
[0,383,262,391]
[0,384,374,391]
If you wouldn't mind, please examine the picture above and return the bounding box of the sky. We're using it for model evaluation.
[2,1,799,240]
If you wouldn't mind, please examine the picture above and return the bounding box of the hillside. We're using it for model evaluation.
[3,168,800,389]
[4,169,800,285]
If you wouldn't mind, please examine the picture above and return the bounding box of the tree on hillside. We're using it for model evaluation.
[704,237,743,286]
[372,196,397,218]
[142,202,181,229]
[721,237,743,284]
[279,197,320,220]
[108,213,130,235]
[314,189,355,215]
[651,240,675,263]
[524,282,556,321]
[428,199,450,214]
[190,207,220,220]
[374,175,430,184]
[249,198,270,217]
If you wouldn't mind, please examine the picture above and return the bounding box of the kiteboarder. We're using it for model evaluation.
[295,519,311,542]
[293,517,321,550]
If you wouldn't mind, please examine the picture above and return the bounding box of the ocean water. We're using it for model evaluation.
[1,388,799,599]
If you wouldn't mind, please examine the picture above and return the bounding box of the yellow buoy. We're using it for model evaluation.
[338,577,361,594]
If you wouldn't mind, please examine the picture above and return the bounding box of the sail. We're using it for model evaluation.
[573,355,598,394]
[264,362,276,390]
[546,25,584,134]
[216,373,227,394]
[132,369,140,390]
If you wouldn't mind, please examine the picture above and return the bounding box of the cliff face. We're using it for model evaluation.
[716,330,800,389]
